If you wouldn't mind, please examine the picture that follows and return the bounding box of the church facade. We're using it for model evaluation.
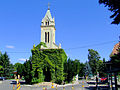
[31,7,67,84]
[40,8,61,49]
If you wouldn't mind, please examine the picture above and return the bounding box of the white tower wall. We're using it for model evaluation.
[40,9,60,49]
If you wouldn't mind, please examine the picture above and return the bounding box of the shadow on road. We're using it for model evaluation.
[86,81,118,90]
[84,86,112,90]
[10,80,26,85]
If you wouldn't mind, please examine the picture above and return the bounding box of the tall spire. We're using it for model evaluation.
[41,3,55,26]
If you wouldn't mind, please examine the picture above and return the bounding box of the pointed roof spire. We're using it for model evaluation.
[42,4,52,21]
[41,3,55,26]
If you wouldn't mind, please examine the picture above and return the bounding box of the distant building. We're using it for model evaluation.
[110,42,120,57]
[40,8,61,49]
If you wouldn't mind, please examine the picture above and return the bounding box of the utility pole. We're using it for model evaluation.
[114,72,118,90]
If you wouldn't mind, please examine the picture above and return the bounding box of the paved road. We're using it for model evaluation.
[0,80,44,90]
[0,80,116,90]
[0,80,13,90]
[0,80,89,90]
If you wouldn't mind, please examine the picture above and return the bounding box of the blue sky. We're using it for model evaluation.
[0,0,120,64]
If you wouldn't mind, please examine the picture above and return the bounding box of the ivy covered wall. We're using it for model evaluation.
[31,43,67,84]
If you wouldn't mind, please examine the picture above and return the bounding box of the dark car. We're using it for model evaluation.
[0,77,5,80]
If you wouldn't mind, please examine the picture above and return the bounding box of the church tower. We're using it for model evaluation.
[40,7,61,49]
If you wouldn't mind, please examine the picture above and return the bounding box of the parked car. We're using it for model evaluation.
[0,77,5,80]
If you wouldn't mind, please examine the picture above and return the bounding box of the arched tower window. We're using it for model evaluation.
[46,22,47,26]
[48,32,49,43]
[45,32,49,43]
[45,21,49,26]
[48,21,49,25]
[45,32,47,43]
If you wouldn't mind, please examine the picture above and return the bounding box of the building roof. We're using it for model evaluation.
[111,42,120,56]
[42,9,53,22]
[41,9,55,26]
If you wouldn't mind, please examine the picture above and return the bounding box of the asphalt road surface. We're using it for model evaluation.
[0,80,89,90]
[0,80,113,90]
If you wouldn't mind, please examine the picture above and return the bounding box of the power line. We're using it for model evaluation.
[63,40,117,50]
[3,40,117,53]
[7,52,30,53]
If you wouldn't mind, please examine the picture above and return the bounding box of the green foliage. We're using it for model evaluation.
[0,52,11,77]
[0,65,2,69]
[0,52,14,78]
[9,64,15,78]
[78,63,85,77]
[64,58,85,83]
[23,56,32,84]
[88,49,100,75]
[99,0,120,25]
[97,59,106,77]
[110,49,120,68]
[0,65,3,75]
[88,49,106,77]
[31,43,67,84]
[14,63,24,77]
[64,58,73,83]
[40,42,47,48]
[84,61,93,77]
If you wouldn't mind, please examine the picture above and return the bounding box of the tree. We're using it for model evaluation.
[79,63,85,77]
[23,56,32,84]
[110,49,120,68]
[97,59,106,77]
[88,49,101,75]
[0,65,2,69]
[14,63,24,77]
[64,58,85,83]
[9,64,14,78]
[0,52,10,77]
[72,59,81,76]
[64,58,73,83]
[99,0,120,25]
[84,61,93,77]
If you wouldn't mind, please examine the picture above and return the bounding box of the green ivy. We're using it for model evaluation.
[31,43,67,84]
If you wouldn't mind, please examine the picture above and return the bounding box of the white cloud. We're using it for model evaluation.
[18,58,27,62]
[6,45,15,49]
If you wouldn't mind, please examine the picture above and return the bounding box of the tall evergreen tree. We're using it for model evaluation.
[79,63,85,77]
[23,56,32,84]
[0,52,10,77]
[65,58,73,83]
[84,61,93,77]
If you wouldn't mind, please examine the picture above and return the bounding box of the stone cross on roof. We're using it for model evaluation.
[48,3,50,10]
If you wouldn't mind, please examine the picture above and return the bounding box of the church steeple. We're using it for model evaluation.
[41,5,55,27]
[40,7,60,49]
